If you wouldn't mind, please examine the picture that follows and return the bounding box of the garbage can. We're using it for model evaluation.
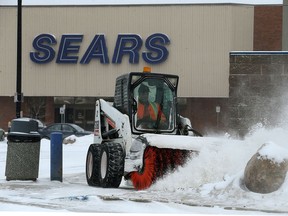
[0,128,5,141]
[5,118,41,181]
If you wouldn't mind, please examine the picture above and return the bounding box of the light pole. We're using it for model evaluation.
[216,106,221,129]
[16,0,22,118]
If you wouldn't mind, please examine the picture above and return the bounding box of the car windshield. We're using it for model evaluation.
[48,124,61,131]
[72,124,85,132]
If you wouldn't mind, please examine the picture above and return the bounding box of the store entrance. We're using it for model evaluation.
[54,107,95,131]
[54,97,97,131]
[74,109,94,131]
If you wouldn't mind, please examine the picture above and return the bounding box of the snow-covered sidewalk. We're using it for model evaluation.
[1,128,288,214]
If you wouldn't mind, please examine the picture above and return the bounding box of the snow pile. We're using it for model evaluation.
[148,126,288,213]
[257,142,288,164]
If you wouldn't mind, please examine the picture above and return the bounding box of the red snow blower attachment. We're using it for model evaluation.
[129,146,193,190]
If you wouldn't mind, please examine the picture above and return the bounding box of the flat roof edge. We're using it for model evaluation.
[0,2,282,7]
[230,51,288,55]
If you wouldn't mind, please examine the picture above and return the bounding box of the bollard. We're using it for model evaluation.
[50,132,63,182]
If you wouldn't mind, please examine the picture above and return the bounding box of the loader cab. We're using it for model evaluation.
[113,71,179,134]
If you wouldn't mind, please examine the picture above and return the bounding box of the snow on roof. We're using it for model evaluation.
[0,0,283,6]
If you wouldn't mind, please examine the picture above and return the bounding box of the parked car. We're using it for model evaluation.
[39,123,92,140]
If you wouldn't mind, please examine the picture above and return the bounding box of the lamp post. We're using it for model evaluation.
[216,106,221,129]
[15,0,22,118]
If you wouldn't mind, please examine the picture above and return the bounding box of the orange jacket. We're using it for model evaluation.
[137,102,166,121]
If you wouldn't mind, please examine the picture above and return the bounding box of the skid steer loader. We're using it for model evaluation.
[86,67,203,190]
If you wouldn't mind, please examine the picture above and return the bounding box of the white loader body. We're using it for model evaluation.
[85,70,207,190]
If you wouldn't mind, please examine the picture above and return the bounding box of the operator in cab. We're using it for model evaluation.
[136,84,166,129]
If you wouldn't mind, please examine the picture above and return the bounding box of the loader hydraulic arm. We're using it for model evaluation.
[94,99,132,155]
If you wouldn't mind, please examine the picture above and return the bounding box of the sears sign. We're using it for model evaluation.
[30,33,170,65]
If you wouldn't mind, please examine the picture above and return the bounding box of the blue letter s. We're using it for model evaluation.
[142,33,170,64]
[30,34,56,64]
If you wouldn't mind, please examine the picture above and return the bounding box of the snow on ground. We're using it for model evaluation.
[1,125,288,215]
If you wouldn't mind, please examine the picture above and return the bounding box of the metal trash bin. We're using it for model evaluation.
[5,118,41,181]
[0,128,5,141]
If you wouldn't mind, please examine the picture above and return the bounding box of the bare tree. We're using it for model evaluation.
[26,97,46,120]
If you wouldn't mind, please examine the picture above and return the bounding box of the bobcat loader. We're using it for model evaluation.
[86,67,204,190]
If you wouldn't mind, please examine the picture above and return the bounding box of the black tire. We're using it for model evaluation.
[86,144,102,186]
[99,142,125,188]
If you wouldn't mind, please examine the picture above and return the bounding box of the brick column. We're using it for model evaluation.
[283,0,288,50]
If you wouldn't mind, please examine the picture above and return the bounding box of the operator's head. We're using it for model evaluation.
[138,85,149,104]
[138,85,149,94]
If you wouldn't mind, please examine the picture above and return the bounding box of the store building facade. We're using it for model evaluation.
[0,3,283,135]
